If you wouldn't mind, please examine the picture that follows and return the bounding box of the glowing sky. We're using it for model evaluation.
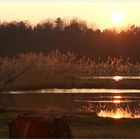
[0,1,140,29]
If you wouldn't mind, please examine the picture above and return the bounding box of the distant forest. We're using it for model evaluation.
[0,18,140,61]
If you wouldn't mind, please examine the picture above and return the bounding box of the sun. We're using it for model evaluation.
[112,11,124,24]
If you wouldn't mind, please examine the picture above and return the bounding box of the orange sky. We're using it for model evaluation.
[0,1,140,29]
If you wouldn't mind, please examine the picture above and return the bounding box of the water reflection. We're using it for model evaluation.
[113,96,122,99]
[9,88,140,94]
[97,95,140,119]
[113,76,123,81]
[113,100,121,104]
[6,81,140,119]
[73,94,140,119]
[80,76,140,80]
[113,96,121,104]
[97,108,140,119]
[74,99,134,103]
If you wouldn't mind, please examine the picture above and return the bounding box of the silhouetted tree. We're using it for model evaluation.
[0,18,140,62]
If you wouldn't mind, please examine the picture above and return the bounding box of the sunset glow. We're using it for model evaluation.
[113,100,121,104]
[0,1,140,29]
[113,76,123,81]
[113,96,122,99]
[1,0,140,139]
[98,108,140,119]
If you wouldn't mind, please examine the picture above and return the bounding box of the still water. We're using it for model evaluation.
[80,76,140,81]
[5,76,140,119]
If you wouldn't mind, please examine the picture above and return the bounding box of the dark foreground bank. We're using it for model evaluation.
[1,111,140,138]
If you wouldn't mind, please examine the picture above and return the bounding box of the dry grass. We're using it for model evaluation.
[0,50,140,90]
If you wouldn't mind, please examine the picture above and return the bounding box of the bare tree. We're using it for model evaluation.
[0,55,33,111]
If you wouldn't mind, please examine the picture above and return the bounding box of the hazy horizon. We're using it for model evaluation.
[0,1,140,29]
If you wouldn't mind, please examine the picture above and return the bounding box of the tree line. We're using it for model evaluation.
[0,18,140,62]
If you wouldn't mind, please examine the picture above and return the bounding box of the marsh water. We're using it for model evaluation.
[4,76,140,119]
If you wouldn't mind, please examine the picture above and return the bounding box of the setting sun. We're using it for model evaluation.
[112,11,124,24]
[1,0,140,139]
[0,2,140,29]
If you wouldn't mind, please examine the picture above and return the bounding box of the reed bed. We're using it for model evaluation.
[0,50,140,90]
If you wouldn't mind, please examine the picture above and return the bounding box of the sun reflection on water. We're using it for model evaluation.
[74,94,140,119]
[113,100,121,104]
[113,76,123,81]
[113,96,122,99]
[97,108,140,119]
